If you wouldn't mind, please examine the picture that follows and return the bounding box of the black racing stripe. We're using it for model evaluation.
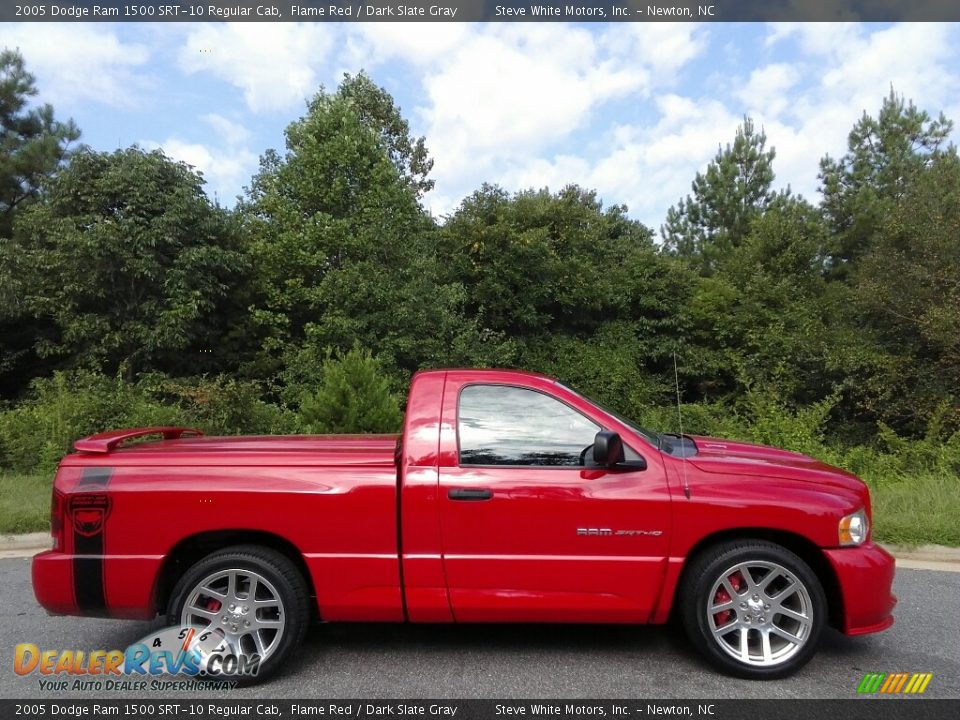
[72,467,113,615]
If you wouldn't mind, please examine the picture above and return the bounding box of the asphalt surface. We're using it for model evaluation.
[1,558,957,700]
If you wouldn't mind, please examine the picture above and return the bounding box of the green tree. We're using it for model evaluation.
[440,183,695,411]
[0,48,81,397]
[299,346,403,433]
[443,184,668,337]
[5,147,249,378]
[820,89,954,278]
[850,153,960,432]
[243,73,458,384]
[336,72,434,198]
[685,195,848,403]
[0,48,80,237]
[662,117,777,275]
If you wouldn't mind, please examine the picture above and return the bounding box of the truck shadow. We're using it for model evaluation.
[305,621,873,662]
[311,621,688,654]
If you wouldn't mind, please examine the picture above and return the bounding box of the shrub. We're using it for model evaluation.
[0,371,299,474]
[0,371,185,474]
[299,346,403,434]
[138,374,299,436]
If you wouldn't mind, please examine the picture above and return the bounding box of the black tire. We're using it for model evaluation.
[679,540,826,679]
[166,544,310,683]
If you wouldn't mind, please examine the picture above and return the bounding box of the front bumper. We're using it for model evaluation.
[823,542,897,635]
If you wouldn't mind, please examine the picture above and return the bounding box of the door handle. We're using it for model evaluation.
[448,488,494,501]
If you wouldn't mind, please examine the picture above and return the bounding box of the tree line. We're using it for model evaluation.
[1,47,958,459]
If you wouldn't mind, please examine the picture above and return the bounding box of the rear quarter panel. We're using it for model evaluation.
[53,453,403,621]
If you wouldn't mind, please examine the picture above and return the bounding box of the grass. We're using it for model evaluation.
[866,472,960,547]
[0,473,52,535]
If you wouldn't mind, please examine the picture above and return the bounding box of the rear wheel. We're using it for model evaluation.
[680,540,826,679]
[167,545,310,683]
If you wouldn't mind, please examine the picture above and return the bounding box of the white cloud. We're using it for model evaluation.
[765,22,861,57]
[502,95,741,228]
[607,22,708,76]
[737,63,800,118]
[143,116,258,204]
[403,23,706,216]
[342,23,472,68]
[202,113,251,147]
[5,23,151,108]
[177,23,334,113]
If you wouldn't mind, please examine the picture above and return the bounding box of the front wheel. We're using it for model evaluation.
[166,545,310,683]
[680,540,826,679]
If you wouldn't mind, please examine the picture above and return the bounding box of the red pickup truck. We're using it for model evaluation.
[33,369,895,681]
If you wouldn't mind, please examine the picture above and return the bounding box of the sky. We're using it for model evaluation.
[4,21,960,230]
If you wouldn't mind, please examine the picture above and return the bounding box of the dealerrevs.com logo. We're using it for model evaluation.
[857,672,934,694]
[13,626,258,690]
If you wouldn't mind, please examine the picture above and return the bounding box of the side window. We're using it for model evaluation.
[458,385,600,467]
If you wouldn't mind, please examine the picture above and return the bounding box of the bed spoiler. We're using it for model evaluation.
[73,427,204,454]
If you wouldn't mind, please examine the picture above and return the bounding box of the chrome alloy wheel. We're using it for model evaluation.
[706,560,814,668]
[180,568,285,663]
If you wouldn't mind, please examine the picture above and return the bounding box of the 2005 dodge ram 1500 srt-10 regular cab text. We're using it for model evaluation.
[33,369,896,681]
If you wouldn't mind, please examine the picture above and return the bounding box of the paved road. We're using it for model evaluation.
[1,558,957,699]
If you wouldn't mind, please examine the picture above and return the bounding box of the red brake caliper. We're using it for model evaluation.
[713,572,743,627]
[205,598,222,613]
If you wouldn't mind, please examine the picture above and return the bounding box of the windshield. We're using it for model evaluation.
[556,382,660,448]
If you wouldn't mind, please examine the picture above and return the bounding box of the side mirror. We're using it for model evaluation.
[593,430,625,467]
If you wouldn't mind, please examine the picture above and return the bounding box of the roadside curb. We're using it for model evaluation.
[2,533,959,568]
[0,532,50,559]
[0,532,49,551]
[882,543,960,563]
[882,543,960,573]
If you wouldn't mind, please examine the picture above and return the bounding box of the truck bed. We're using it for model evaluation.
[62,433,400,467]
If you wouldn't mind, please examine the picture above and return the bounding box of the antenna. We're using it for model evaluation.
[673,352,691,499]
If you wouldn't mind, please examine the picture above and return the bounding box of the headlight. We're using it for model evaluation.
[839,508,869,546]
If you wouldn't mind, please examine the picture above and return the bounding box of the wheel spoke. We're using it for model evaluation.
[770,625,803,646]
[720,577,740,599]
[200,584,227,599]
[768,577,796,600]
[187,605,220,620]
[740,565,760,592]
[738,628,750,662]
[775,606,808,624]
[249,630,267,657]
[758,568,782,593]
[760,630,773,663]
[710,599,735,613]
